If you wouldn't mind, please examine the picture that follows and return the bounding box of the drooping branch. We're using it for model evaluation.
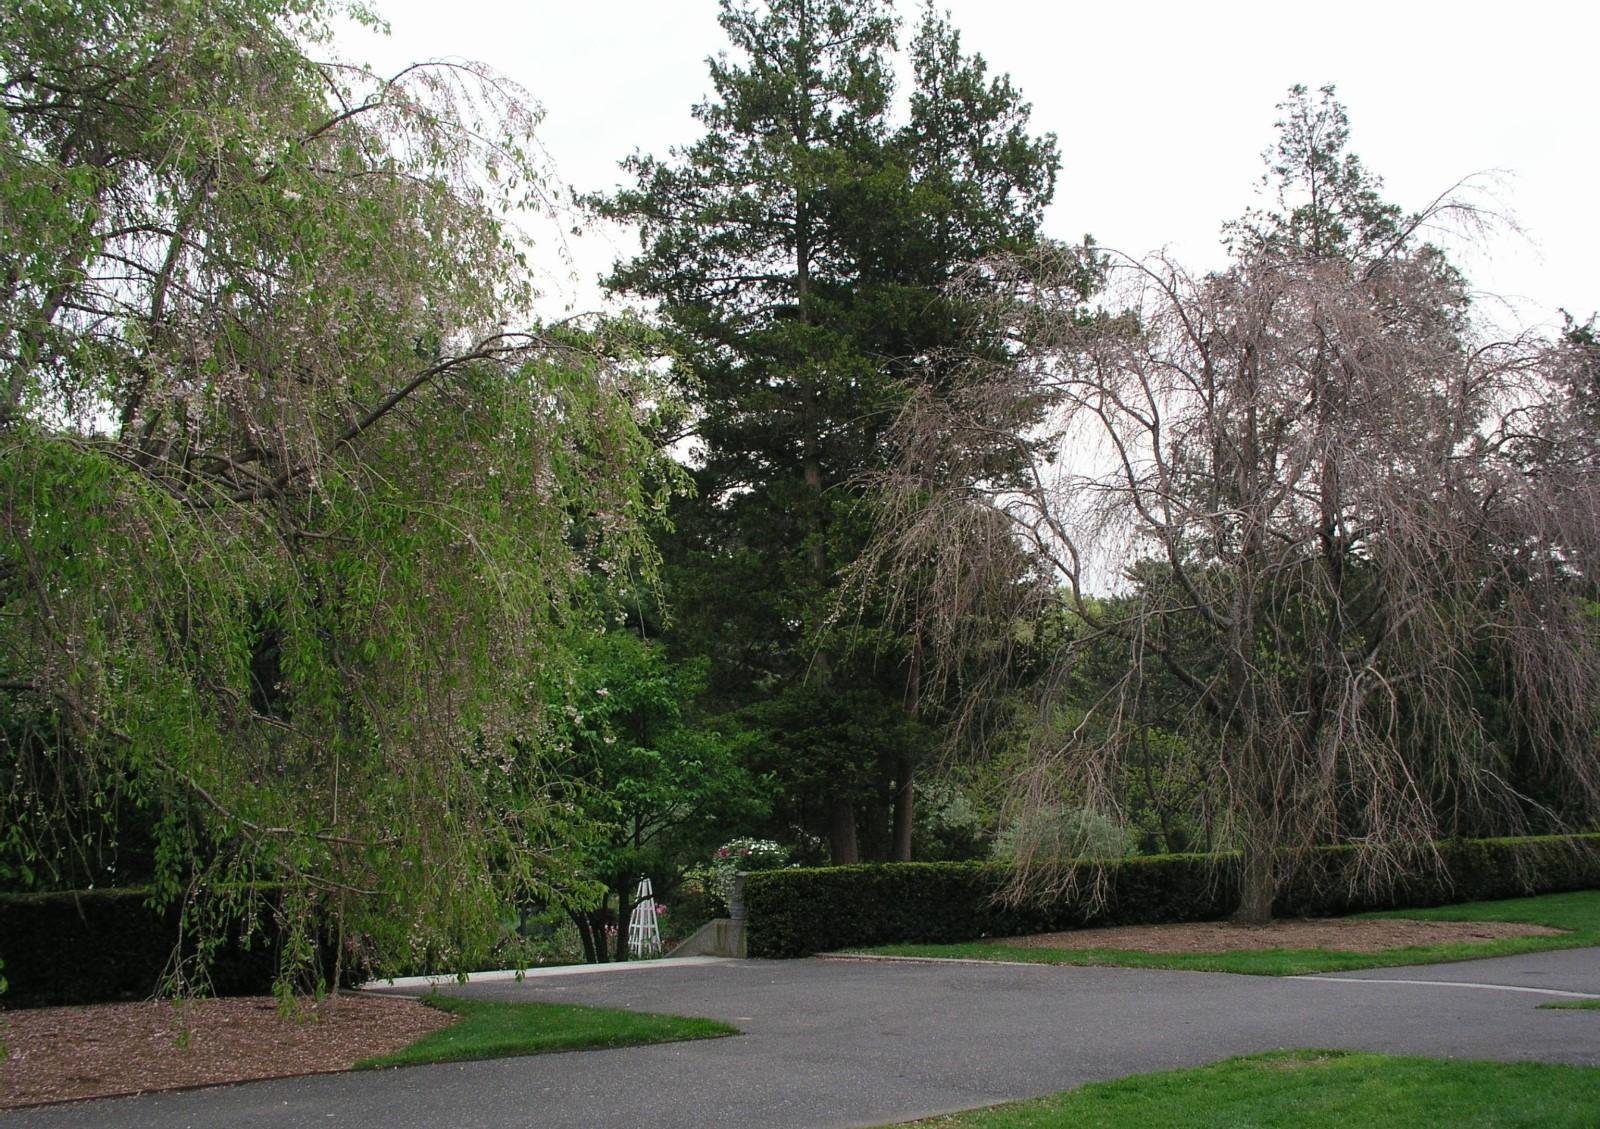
[854,89,1600,919]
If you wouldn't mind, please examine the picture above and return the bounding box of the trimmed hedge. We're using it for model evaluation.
[0,886,323,1008]
[744,834,1600,958]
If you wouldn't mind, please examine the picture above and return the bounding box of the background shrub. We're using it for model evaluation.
[990,804,1136,865]
[0,886,345,1008]
[745,834,1600,957]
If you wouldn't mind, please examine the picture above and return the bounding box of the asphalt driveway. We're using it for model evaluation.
[5,949,1597,1129]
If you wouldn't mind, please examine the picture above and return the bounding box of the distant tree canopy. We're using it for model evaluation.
[859,86,1600,921]
[546,628,766,963]
[0,0,677,987]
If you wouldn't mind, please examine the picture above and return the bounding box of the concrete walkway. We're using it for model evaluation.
[371,955,737,990]
[5,949,1598,1128]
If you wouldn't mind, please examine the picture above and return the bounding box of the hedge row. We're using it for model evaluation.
[0,886,329,1008]
[743,834,1600,958]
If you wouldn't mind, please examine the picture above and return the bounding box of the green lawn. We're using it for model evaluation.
[855,889,1600,976]
[356,995,737,1068]
[882,1050,1600,1128]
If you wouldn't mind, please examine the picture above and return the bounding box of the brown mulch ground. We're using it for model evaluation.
[0,994,455,1110]
[1001,917,1564,954]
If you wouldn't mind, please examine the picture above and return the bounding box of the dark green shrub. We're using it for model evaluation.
[745,834,1600,957]
[744,856,1221,958]
[0,885,343,1007]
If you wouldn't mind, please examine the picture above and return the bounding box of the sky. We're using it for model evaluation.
[339,0,1599,333]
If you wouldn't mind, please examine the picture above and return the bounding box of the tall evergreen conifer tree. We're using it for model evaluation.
[601,0,1058,861]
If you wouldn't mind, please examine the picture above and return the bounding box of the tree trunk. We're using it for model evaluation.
[891,637,921,862]
[890,753,914,862]
[791,28,856,871]
[569,909,598,964]
[829,797,859,864]
[1234,837,1276,924]
[614,888,631,962]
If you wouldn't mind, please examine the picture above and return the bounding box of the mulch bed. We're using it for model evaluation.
[0,994,454,1110]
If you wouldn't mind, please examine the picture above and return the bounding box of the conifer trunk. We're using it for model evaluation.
[829,797,860,864]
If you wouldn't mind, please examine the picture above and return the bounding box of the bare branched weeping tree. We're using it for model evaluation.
[855,87,1600,921]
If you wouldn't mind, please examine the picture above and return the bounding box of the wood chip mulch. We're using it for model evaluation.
[1001,917,1565,954]
[0,994,455,1110]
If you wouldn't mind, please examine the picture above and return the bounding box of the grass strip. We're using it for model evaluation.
[855,889,1600,976]
[883,1049,1600,1128]
[1539,999,1600,1011]
[1356,889,1600,932]
[357,995,737,1068]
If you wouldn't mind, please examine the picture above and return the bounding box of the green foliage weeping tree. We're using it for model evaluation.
[858,86,1600,921]
[0,0,676,989]
[599,0,1059,862]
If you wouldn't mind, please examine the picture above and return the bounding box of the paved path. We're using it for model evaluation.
[5,949,1597,1128]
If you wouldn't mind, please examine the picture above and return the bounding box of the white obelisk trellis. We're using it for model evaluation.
[627,876,662,958]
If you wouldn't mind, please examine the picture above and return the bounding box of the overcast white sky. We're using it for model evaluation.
[342,1,1598,332]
